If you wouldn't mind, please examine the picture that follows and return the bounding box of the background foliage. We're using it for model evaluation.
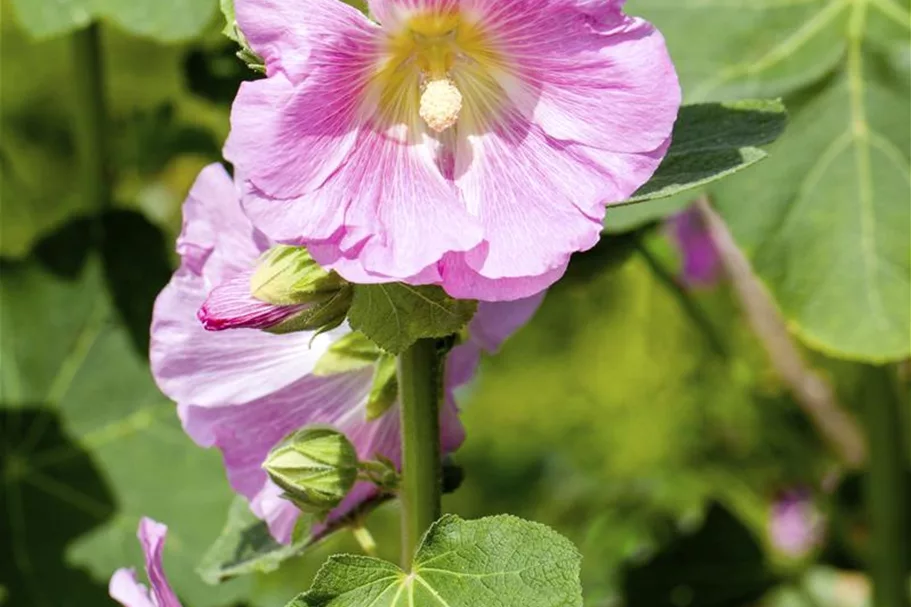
[1,0,908,606]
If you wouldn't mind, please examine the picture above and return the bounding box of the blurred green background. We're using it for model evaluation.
[1,0,908,606]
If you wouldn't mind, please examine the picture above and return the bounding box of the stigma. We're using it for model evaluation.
[419,78,462,133]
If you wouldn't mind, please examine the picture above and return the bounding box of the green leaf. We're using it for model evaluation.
[0,247,249,606]
[199,493,394,584]
[626,99,786,204]
[366,355,398,421]
[314,332,383,377]
[627,0,851,102]
[629,0,910,360]
[291,514,583,607]
[347,284,477,355]
[8,0,217,42]
[605,99,787,232]
[198,497,315,584]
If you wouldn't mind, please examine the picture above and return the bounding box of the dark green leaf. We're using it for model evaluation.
[198,497,314,585]
[0,241,248,606]
[347,284,477,355]
[199,494,394,584]
[622,503,779,607]
[605,99,788,232]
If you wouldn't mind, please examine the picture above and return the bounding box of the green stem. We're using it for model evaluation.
[397,338,442,568]
[865,365,909,607]
[71,23,110,216]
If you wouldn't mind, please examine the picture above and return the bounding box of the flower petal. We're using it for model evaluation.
[474,1,680,154]
[177,163,264,286]
[109,569,156,607]
[246,127,484,280]
[224,21,378,202]
[469,293,545,352]
[451,101,670,291]
[440,252,568,301]
[137,518,181,607]
[235,0,374,80]
[151,271,321,408]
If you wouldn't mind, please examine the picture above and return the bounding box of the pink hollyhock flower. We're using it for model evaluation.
[109,518,181,607]
[667,206,722,289]
[768,489,824,558]
[151,164,543,542]
[225,0,680,301]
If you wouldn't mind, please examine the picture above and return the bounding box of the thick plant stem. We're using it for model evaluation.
[397,338,441,568]
[71,23,111,216]
[864,365,909,607]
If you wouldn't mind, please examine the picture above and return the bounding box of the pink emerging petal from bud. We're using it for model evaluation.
[197,268,309,331]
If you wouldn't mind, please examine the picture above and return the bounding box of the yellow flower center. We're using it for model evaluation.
[369,10,503,135]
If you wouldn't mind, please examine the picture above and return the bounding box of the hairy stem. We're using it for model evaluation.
[397,338,442,567]
[864,365,909,607]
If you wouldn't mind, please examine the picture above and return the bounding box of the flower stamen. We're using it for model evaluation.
[419,78,463,133]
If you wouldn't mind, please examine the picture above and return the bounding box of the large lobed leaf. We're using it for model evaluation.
[290,514,582,607]
[628,0,910,361]
[8,0,217,42]
[0,247,248,606]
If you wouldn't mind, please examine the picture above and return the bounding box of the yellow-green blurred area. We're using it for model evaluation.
[1,0,909,606]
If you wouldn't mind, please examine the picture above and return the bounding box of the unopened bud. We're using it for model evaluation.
[249,245,353,335]
[251,245,347,306]
[263,427,359,515]
[266,286,353,335]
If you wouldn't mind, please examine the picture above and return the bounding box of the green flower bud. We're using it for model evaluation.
[263,427,359,515]
[251,245,348,306]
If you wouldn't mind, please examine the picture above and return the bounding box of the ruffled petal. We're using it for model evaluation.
[224,28,377,202]
[150,271,321,408]
[450,101,670,291]
[438,253,566,301]
[197,268,308,331]
[247,127,484,280]
[466,1,679,154]
[180,369,372,505]
[109,569,156,607]
[235,0,374,80]
[137,518,181,607]
[176,163,264,286]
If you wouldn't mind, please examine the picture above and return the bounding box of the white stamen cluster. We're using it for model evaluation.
[419,78,463,133]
